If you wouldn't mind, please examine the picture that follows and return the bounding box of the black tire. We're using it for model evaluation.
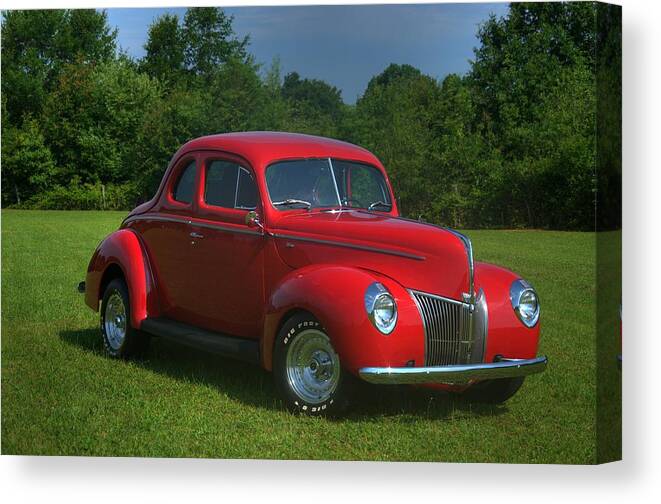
[100,278,150,358]
[463,377,525,404]
[273,313,351,416]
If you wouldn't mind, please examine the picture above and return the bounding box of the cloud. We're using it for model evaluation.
[107,3,509,103]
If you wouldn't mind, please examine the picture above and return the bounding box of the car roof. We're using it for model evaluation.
[175,131,383,171]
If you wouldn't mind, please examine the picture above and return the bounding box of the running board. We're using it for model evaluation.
[140,317,260,365]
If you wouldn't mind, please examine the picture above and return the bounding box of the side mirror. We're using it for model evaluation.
[245,210,264,230]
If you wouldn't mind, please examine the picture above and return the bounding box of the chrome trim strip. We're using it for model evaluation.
[409,289,428,365]
[327,158,342,206]
[123,214,190,226]
[125,213,427,250]
[271,233,425,261]
[123,213,263,237]
[233,165,241,208]
[408,289,471,307]
[191,220,263,236]
[358,356,548,385]
[386,215,475,302]
[471,288,488,363]
[446,228,475,304]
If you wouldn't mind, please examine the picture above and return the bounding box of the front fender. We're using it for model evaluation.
[262,264,425,373]
[84,229,158,329]
[474,261,541,361]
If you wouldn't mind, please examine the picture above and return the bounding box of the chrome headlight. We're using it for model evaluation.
[364,282,397,334]
[510,279,540,328]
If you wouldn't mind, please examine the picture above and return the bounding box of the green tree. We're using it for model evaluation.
[467,2,599,228]
[470,2,596,137]
[258,57,291,130]
[130,87,209,199]
[182,7,249,81]
[208,58,269,133]
[426,74,504,227]
[142,13,185,84]
[1,118,57,206]
[351,64,440,219]
[41,60,162,186]
[280,72,345,136]
[0,2,613,226]
[363,64,422,95]
[1,9,116,123]
[282,72,343,119]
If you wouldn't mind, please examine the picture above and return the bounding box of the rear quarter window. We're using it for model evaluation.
[172,161,196,204]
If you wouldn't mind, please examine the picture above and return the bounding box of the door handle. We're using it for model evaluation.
[190,232,204,239]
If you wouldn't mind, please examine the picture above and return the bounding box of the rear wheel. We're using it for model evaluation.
[100,278,150,358]
[463,377,525,404]
[273,313,350,415]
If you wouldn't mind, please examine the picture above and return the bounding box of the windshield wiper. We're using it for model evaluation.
[272,198,312,209]
[367,200,392,211]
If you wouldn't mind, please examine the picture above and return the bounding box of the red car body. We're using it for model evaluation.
[83,132,546,409]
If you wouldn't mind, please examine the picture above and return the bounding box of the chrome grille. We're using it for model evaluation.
[410,291,474,366]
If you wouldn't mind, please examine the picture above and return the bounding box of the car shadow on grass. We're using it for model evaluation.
[60,327,508,421]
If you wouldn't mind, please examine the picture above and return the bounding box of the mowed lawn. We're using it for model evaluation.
[1,210,620,463]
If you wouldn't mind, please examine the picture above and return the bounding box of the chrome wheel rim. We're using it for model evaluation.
[285,329,340,404]
[104,292,127,351]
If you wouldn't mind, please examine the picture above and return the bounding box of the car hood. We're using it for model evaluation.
[271,210,471,301]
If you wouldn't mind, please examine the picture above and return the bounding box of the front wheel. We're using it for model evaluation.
[273,313,350,415]
[463,377,525,404]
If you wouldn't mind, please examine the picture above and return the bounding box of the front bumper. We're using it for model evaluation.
[358,356,548,385]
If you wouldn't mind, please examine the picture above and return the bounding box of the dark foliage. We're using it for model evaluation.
[1,4,620,230]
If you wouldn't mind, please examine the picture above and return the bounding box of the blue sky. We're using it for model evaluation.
[105,3,509,104]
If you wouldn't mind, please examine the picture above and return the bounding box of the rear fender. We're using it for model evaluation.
[262,265,424,373]
[85,229,159,328]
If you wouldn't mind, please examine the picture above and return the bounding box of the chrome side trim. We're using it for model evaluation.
[123,214,189,227]
[123,213,263,237]
[191,220,263,237]
[271,233,425,261]
[446,228,475,304]
[386,215,475,302]
[471,288,489,363]
[358,356,548,385]
[408,289,428,366]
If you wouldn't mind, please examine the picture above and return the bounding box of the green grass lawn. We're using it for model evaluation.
[1,210,621,463]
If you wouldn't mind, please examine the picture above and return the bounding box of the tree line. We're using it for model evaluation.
[1,3,620,230]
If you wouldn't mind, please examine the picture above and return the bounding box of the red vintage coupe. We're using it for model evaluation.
[80,132,547,414]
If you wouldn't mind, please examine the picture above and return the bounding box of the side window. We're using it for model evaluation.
[172,161,196,204]
[205,159,259,210]
[236,168,258,209]
[205,161,239,208]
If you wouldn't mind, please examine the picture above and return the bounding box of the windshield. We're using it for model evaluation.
[266,158,392,211]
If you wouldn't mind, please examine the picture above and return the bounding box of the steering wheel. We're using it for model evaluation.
[311,184,322,206]
[341,197,365,208]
